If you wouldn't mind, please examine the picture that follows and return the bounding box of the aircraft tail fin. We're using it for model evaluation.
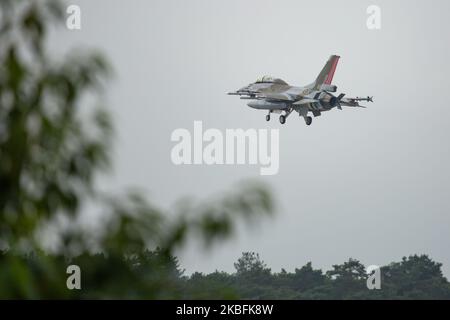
[314,55,340,90]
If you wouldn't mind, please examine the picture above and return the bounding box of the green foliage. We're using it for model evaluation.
[324,258,369,299]
[378,255,450,299]
[234,252,270,275]
[185,252,450,300]
[0,0,111,247]
[187,271,238,299]
[0,0,274,298]
[3,249,449,299]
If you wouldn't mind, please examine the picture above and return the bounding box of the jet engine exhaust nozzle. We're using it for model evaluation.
[329,96,338,107]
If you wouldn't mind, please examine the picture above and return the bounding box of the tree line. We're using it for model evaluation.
[1,250,449,299]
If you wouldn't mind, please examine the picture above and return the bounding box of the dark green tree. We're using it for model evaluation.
[291,262,326,291]
[325,258,367,299]
[234,252,270,275]
[380,255,450,299]
[233,252,273,299]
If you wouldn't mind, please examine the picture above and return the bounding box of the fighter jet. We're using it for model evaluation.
[228,55,373,125]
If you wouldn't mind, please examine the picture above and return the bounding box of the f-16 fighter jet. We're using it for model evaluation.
[228,55,373,125]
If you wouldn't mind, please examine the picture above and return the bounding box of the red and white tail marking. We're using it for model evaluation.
[324,56,340,85]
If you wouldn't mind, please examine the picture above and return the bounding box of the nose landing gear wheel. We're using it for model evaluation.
[279,115,286,124]
[304,116,312,126]
[266,114,270,121]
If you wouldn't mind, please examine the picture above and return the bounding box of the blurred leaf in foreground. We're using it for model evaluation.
[0,0,274,298]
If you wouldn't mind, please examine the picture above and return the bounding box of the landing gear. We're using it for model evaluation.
[304,116,312,126]
[266,114,270,121]
[278,108,292,125]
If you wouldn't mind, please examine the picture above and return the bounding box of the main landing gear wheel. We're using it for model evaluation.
[279,115,286,124]
[266,114,270,121]
[304,116,312,126]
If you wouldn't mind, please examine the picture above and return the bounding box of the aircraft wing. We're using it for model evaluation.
[293,98,319,105]
[259,92,295,101]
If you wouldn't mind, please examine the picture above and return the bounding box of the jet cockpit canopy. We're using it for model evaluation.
[255,75,287,85]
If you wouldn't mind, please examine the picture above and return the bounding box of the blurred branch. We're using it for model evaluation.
[0,0,275,298]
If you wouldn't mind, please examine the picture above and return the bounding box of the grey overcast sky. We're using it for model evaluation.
[51,0,450,276]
